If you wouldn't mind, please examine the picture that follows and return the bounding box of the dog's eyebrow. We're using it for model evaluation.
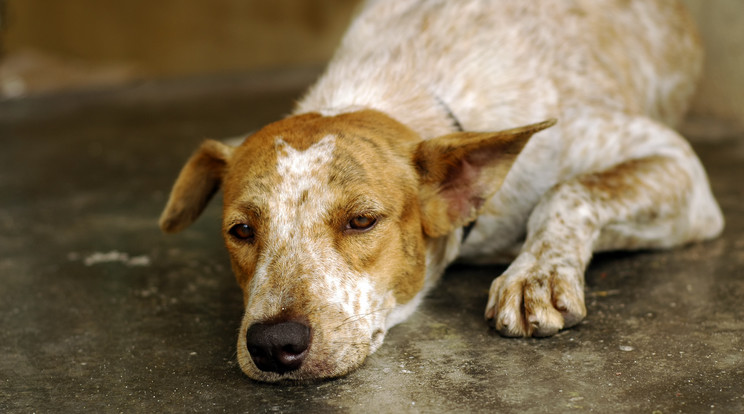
[231,201,264,219]
[339,196,387,216]
[329,151,368,186]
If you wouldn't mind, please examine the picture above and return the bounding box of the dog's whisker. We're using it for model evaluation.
[331,306,396,331]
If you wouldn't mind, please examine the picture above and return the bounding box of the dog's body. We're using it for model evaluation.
[160,0,723,382]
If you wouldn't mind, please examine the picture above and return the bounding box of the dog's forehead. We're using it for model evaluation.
[274,134,336,177]
[222,111,421,215]
[223,115,329,196]
[232,114,338,170]
[229,133,351,196]
[270,133,337,212]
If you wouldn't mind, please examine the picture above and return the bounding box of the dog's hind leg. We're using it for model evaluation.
[485,114,723,337]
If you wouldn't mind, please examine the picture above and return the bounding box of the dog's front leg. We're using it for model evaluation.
[485,146,722,337]
[485,188,592,337]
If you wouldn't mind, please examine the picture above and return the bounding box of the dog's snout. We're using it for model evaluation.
[245,321,311,374]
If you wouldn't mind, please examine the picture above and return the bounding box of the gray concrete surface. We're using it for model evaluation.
[1,75,743,413]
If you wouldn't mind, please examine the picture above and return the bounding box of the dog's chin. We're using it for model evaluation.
[239,362,359,383]
[237,349,369,383]
[237,328,388,383]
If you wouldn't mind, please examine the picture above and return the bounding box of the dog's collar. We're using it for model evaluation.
[435,95,464,132]
[435,95,476,242]
[462,220,477,243]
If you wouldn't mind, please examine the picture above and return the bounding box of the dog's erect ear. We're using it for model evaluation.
[159,140,234,233]
[414,119,556,238]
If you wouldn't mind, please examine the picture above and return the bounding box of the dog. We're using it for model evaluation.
[159,0,724,382]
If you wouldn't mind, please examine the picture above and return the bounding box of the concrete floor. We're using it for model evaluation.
[1,73,743,413]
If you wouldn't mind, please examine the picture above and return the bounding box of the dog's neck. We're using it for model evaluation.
[434,95,464,133]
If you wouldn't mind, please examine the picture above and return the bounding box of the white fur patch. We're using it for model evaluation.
[246,135,338,307]
[271,135,336,240]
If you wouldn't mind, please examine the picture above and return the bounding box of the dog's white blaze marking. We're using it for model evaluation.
[248,136,337,301]
[249,257,271,303]
[251,135,377,325]
[267,135,381,329]
[271,135,336,240]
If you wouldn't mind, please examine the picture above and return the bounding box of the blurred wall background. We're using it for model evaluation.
[682,0,744,129]
[0,0,362,97]
[0,0,742,129]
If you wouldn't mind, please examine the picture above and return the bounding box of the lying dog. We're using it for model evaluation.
[159,0,724,382]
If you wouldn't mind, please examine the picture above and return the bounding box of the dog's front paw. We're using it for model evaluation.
[484,255,586,337]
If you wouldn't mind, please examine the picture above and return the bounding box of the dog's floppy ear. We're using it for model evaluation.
[159,140,234,233]
[414,119,556,238]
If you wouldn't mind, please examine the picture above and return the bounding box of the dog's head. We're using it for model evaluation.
[160,110,553,381]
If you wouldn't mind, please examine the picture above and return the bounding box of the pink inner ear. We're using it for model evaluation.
[440,158,485,220]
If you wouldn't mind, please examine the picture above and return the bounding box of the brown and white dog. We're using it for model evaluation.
[159,0,724,382]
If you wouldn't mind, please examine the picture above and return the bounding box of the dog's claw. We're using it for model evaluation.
[555,297,586,328]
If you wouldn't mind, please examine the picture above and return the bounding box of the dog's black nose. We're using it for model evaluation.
[245,321,311,374]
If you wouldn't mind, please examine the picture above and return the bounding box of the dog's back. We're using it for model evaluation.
[298,0,713,261]
[297,0,702,135]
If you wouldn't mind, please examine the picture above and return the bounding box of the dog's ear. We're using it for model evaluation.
[413,119,556,238]
[159,140,234,233]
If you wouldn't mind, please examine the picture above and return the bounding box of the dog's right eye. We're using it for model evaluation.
[228,224,255,242]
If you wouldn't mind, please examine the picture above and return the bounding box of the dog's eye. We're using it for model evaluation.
[228,224,255,241]
[347,215,377,232]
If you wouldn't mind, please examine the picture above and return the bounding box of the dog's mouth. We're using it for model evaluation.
[237,315,388,382]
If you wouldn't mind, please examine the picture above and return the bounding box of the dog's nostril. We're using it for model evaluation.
[245,321,311,374]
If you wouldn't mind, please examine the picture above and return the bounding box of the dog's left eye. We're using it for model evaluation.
[346,215,377,232]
